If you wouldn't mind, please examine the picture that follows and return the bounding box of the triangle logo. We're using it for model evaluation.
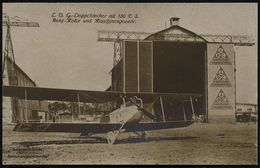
[210,67,231,87]
[210,45,232,65]
[211,89,232,109]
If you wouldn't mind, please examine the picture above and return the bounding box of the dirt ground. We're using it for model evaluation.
[2,122,257,165]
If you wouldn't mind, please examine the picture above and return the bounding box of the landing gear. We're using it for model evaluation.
[107,131,119,145]
[107,123,125,145]
[141,131,149,140]
[134,131,149,140]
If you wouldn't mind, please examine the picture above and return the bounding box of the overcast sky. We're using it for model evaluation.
[2,3,257,104]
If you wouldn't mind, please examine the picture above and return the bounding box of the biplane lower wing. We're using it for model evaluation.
[13,120,194,133]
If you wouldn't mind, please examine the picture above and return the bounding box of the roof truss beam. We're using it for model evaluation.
[97,30,255,46]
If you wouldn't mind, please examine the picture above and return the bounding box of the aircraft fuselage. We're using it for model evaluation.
[109,105,143,124]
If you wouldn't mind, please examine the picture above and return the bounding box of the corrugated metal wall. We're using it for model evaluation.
[4,57,48,123]
[111,59,123,91]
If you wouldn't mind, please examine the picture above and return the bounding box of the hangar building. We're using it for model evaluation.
[110,18,236,122]
[2,56,48,123]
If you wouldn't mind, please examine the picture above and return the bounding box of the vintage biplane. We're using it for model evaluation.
[3,85,200,144]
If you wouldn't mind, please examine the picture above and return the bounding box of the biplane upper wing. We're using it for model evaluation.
[2,85,121,103]
[2,85,201,103]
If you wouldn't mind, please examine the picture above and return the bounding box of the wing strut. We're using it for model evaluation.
[190,96,196,119]
[77,93,81,118]
[71,102,74,122]
[182,101,187,122]
[146,96,160,111]
[160,96,166,122]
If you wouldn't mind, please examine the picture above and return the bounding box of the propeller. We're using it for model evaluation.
[139,108,157,120]
[128,97,157,120]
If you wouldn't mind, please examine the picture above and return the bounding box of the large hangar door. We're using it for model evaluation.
[124,41,138,92]
[153,41,205,94]
[207,44,235,121]
[123,40,153,93]
[139,41,153,92]
[153,41,206,120]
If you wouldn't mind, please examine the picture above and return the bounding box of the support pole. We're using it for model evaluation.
[113,42,116,66]
[182,102,187,122]
[190,96,195,119]
[77,93,81,121]
[2,23,9,74]
[71,102,74,122]
[160,96,166,122]
[137,40,140,93]
[6,20,16,86]
[101,104,104,112]
[25,89,28,123]
[19,99,24,123]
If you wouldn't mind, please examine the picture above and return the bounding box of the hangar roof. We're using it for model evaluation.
[145,24,206,42]
[5,56,36,86]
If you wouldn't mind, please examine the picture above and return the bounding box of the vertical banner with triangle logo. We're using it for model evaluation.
[211,89,232,109]
[210,45,232,65]
[210,66,231,87]
[207,44,235,117]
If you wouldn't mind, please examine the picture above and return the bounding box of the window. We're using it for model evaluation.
[247,108,252,112]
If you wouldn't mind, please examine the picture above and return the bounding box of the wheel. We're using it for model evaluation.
[237,116,242,122]
[141,131,149,140]
[107,131,117,145]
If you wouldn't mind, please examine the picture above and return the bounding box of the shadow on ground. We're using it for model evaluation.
[118,136,198,144]
[12,136,199,146]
